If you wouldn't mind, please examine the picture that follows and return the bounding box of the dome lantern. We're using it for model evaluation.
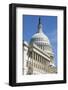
[38,17,43,33]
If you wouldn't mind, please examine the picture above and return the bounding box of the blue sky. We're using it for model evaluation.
[23,15,57,66]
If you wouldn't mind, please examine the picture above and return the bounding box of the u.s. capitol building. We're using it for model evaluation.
[23,17,57,75]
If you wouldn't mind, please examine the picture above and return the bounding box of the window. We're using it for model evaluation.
[35,52,36,60]
[41,57,43,64]
[38,55,40,62]
[36,53,37,60]
[40,56,41,62]
[33,52,35,60]
[36,53,38,61]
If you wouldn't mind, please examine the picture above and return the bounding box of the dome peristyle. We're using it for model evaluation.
[31,31,50,45]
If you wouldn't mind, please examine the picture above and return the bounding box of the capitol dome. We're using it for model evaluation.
[31,30,50,45]
[30,17,52,52]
